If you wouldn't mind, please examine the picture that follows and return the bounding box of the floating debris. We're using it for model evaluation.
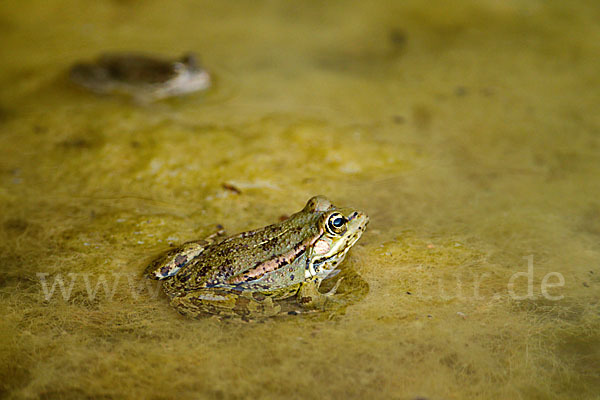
[222,182,242,194]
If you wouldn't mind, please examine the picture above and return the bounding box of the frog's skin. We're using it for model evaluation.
[145,196,369,318]
[69,52,210,101]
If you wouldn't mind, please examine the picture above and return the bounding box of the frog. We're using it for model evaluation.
[69,52,210,101]
[144,196,369,318]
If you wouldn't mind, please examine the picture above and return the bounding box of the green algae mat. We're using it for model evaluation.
[1,1,599,399]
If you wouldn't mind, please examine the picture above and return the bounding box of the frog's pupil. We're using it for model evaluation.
[332,217,344,227]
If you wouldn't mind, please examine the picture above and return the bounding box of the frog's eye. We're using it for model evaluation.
[326,213,347,235]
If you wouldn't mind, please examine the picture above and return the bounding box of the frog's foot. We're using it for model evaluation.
[297,278,345,310]
[170,289,281,319]
[324,277,344,296]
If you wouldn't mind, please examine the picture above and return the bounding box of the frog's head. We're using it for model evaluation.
[304,196,369,279]
[172,52,211,93]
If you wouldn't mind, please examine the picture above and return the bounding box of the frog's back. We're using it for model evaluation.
[167,212,322,291]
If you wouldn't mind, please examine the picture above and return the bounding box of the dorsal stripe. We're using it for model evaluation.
[226,232,322,284]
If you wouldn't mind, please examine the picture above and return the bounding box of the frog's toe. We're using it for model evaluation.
[324,277,344,297]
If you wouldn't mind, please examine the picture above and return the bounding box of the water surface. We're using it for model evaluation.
[0,1,598,399]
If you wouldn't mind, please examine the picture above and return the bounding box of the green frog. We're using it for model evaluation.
[69,52,210,101]
[145,196,368,318]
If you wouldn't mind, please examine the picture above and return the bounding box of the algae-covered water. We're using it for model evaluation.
[1,1,599,399]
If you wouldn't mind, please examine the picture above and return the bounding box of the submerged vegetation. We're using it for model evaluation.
[1,0,599,399]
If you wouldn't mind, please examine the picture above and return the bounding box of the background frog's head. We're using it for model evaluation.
[306,202,369,279]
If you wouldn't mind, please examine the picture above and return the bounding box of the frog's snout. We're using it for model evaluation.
[348,210,369,232]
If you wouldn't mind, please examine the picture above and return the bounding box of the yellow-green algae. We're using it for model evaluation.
[1,0,599,399]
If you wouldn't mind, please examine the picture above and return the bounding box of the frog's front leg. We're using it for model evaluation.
[296,278,344,310]
[170,288,281,318]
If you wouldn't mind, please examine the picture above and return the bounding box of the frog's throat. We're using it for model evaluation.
[225,231,323,285]
[309,243,352,278]
[309,226,364,278]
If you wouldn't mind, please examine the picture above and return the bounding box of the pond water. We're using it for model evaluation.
[1,0,598,399]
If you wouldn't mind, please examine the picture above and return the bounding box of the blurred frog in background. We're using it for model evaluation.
[69,52,210,101]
